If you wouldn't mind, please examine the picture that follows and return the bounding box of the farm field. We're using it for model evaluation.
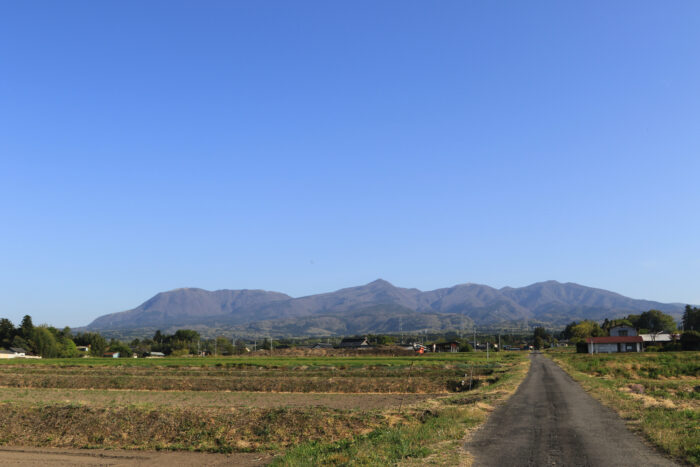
[0,351,530,465]
[549,350,700,465]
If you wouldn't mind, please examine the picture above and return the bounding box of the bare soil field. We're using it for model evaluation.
[0,387,437,409]
[0,353,529,465]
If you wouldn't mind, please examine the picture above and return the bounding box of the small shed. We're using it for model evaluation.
[103,352,120,358]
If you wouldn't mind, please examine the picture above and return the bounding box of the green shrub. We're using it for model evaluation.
[681,331,700,351]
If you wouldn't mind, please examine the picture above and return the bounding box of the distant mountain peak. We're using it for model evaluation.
[367,278,395,287]
[84,280,687,336]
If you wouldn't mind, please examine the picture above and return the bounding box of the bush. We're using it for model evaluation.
[576,342,588,353]
[680,331,700,351]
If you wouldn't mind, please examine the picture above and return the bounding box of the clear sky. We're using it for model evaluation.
[1,1,699,327]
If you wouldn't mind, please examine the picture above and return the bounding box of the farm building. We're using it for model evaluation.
[309,343,334,349]
[339,337,369,348]
[431,342,459,353]
[103,352,120,358]
[9,347,27,357]
[147,351,165,358]
[586,336,642,354]
[640,333,674,344]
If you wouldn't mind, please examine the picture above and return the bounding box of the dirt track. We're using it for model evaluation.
[0,447,274,466]
[466,353,678,467]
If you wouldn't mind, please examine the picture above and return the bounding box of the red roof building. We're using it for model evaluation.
[586,336,642,354]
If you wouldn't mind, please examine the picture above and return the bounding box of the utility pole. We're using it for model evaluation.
[487,341,489,360]
[473,327,476,351]
[498,334,501,352]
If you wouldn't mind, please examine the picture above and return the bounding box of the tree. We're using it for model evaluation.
[0,318,15,348]
[636,310,676,336]
[682,305,700,331]
[215,337,234,355]
[680,331,700,351]
[565,320,605,343]
[108,340,132,358]
[31,326,60,358]
[58,337,80,358]
[74,332,108,356]
[260,338,273,351]
[19,315,34,340]
[234,339,249,354]
[153,330,164,344]
[534,336,545,350]
[602,318,633,333]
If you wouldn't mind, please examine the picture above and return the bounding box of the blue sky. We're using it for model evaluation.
[1,1,699,327]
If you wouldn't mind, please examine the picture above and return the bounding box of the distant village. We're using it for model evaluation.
[1,306,698,359]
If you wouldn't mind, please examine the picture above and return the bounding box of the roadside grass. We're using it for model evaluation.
[272,353,530,466]
[548,350,700,465]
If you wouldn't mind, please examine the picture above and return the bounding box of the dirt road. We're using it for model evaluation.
[0,447,273,466]
[466,353,677,467]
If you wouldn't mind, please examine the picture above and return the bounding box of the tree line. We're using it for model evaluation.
[532,307,700,351]
[0,315,249,358]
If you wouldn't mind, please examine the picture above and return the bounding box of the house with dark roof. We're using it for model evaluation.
[309,343,334,350]
[431,341,459,353]
[586,336,642,354]
[9,347,27,357]
[339,337,369,348]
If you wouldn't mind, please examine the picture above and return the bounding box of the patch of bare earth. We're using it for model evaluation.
[0,387,438,410]
[0,446,274,466]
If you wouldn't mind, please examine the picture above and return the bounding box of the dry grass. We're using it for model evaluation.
[549,350,700,465]
[0,352,530,464]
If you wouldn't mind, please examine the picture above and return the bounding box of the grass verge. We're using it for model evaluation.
[548,350,700,465]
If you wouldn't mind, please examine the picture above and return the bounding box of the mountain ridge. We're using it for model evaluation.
[84,280,687,337]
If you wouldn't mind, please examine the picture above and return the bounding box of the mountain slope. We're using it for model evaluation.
[84,280,687,335]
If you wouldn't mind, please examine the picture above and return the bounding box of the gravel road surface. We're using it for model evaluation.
[466,352,677,467]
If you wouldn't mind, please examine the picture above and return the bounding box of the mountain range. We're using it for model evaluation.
[83,280,687,338]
